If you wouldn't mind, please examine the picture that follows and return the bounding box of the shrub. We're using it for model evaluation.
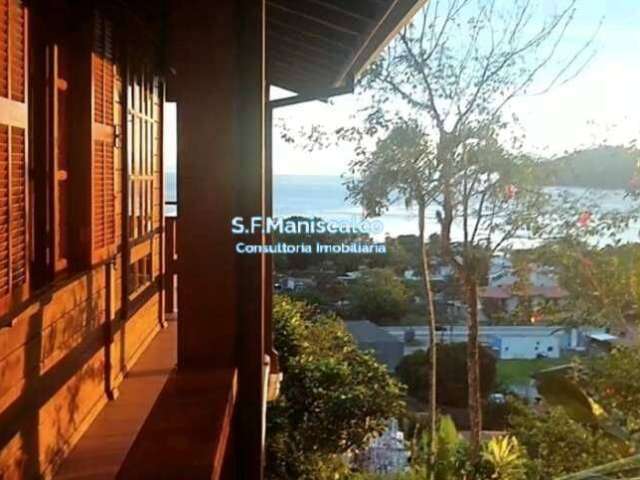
[267,296,406,480]
[507,400,625,479]
[348,268,410,323]
[396,343,497,407]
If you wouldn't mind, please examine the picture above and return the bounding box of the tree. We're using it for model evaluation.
[348,268,411,323]
[384,235,419,274]
[345,119,441,472]
[267,296,405,480]
[290,0,598,465]
[530,240,640,327]
[348,119,555,461]
[396,343,497,408]
[350,0,596,457]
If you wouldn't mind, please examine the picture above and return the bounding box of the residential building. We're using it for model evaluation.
[385,326,608,360]
[0,1,426,479]
[346,320,405,371]
[481,261,569,316]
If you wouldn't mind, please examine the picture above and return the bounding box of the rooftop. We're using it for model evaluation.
[346,320,403,344]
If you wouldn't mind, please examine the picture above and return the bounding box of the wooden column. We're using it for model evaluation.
[168,0,266,478]
[263,103,277,370]
[236,1,267,479]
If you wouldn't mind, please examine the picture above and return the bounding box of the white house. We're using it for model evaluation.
[490,335,560,359]
[384,326,608,360]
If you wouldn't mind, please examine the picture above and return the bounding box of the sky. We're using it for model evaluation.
[273,0,640,176]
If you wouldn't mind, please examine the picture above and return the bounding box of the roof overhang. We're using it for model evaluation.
[267,0,427,96]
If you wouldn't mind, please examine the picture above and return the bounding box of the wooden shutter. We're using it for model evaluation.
[0,0,28,313]
[91,11,120,264]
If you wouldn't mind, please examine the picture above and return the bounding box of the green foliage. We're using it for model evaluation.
[533,367,611,431]
[508,401,627,479]
[396,343,497,407]
[531,241,640,326]
[481,436,528,480]
[384,235,420,274]
[506,347,640,479]
[578,347,640,438]
[348,268,410,323]
[344,119,436,219]
[403,415,470,480]
[287,288,333,309]
[553,454,640,480]
[350,416,532,480]
[267,296,406,480]
[434,416,467,480]
[396,417,530,480]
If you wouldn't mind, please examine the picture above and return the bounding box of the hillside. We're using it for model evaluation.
[541,146,637,190]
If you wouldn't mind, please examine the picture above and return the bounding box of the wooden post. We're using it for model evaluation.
[236,1,267,477]
[263,103,278,371]
[168,0,266,477]
[164,216,177,315]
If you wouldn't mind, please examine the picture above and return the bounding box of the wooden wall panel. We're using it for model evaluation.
[0,270,162,480]
[37,349,107,474]
[122,295,159,368]
[0,4,166,478]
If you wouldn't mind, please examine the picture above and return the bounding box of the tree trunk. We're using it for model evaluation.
[465,275,482,460]
[419,202,437,478]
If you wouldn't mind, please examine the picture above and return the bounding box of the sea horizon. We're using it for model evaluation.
[164,173,639,246]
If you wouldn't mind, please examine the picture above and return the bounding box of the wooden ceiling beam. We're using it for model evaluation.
[268,42,345,74]
[309,0,385,21]
[267,6,359,51]
[267,29,351,63]
[270,57,338,81]
[266,0,426,93]
[267,0,372,35]
[268,34,349,64]
[267,21,355,55]
[269,70,334,89]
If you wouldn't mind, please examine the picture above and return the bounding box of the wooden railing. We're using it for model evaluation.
[165,202,178,315]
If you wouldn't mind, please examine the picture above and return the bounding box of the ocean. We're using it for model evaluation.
[164,173,640,246]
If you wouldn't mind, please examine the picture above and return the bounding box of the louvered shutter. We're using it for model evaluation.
[0,0,28,313]
[91,11,120,264]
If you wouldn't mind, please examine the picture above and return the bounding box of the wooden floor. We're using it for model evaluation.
[53,318,177,480]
